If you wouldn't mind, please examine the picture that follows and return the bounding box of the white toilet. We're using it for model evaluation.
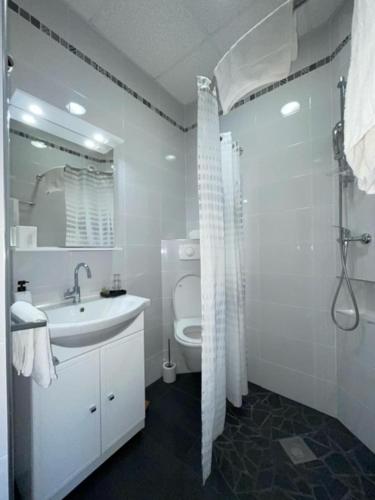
[173,274,202,372]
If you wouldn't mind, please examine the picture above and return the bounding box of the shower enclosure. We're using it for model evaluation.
[330,76,371,331]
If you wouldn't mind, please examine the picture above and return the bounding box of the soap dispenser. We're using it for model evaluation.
[14,280,32,304]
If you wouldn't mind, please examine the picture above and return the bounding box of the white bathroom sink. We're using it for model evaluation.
[42,295,150,347]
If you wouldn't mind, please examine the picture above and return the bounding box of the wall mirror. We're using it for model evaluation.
[9,90,123,248]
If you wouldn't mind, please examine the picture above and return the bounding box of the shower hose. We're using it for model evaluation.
[330,235,359,331]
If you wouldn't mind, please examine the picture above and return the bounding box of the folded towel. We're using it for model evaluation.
[43,166,65,194]
[12,301,57,388]
[344,0,375,193]
[214,0,297,114]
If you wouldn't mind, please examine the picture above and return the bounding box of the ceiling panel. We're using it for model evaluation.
[63,0,105,22]
[91,0,207,78]
[156,40,221,104]
[62,0,347,104]
[212,0,285,53]
[182,0,253,35]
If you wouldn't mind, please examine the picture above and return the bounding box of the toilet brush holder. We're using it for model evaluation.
[162,361,176,384]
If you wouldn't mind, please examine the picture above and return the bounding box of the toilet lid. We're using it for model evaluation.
[173,274,201,320]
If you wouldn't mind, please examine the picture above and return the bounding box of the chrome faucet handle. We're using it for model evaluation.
[64,287,75,299]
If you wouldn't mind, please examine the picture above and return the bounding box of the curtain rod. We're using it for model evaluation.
[36,164,113,182]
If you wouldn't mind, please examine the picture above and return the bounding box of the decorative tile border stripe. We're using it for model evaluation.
[8,0,187,133]
[10,128,113,164]
[9,0,351,134]
[231,34,351,112]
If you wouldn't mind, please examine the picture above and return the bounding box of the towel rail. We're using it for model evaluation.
[11,312,47,332]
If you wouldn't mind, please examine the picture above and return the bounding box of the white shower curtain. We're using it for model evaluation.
[221,133,248,407]
[198,78,247,483]
[197,76,226,483]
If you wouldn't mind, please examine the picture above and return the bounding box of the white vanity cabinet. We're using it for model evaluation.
[14,313,145,500]
[101,332,145,452]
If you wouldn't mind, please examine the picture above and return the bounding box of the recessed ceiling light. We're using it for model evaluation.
[31,140,47,149]
[29,104,43,116]
[281,101,300,117]
[165,154,176,161]
[93,133,108,144]
[84,139,97,150]
[66,102,86,115]
[21,113,36,125]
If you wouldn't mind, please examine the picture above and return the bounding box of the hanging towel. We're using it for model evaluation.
[11,301,57,388]
[43,166,65,194]
[344,0,375,193]
[214,0,297,114]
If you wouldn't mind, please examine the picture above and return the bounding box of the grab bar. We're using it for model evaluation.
[11,312,47,332]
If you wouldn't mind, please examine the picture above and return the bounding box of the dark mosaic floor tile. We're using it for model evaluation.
[313,486,331,500]
[145,377,171,401]
[255,468,274,490]
[324,422,361,453]
[146,409,198,460]
[172,372,202,401]
[351,445,375,474]
[325,452,355,475]
[147,383,201,443]
[322,476,349,500]
[361,476,375,499]
[66,376,375,500]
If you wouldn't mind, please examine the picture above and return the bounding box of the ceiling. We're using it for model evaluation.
[62,0,345,105]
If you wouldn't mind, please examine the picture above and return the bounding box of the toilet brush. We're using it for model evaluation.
[162,339,176,383]
[167,339,172,368]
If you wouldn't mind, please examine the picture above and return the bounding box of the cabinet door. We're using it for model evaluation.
[101,331,145,452]
[34,350,101,500]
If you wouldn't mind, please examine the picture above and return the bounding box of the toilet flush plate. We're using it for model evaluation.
[279,437,317,465]
[179,243,200,260]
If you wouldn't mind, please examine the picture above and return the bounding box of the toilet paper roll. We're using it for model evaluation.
[162,361,176,384]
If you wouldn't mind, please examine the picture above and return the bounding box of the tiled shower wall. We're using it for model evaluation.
[9,0,187,386]
[330,0,375,454]
[220,19,339,416]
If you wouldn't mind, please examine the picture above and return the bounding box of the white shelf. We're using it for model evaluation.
[337,309,375,325]
[12,247,122,252]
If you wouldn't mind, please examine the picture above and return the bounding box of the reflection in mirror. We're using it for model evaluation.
[9,90,123,248]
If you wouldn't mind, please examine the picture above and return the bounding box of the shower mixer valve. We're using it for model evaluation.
[333,226,372,244]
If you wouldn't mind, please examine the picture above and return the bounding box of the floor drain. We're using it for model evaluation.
[278,437,317,465]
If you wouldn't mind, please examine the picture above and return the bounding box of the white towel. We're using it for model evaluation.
[12,301,57,388]
[43,166,65,194]
[344,0,375,193]
[214,0,297,115]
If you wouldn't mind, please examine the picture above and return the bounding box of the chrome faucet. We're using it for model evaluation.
[64,263,92,304]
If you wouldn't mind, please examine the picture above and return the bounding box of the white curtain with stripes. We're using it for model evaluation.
[221,132,248,408]
[64,166,114,247]
[198,79,247,483]
[197,76,226,484]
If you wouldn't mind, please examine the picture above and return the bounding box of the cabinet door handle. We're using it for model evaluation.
[89,405,97,413]
[108,393,115,401]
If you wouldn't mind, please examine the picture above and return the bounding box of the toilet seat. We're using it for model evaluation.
[174,318,201,347]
